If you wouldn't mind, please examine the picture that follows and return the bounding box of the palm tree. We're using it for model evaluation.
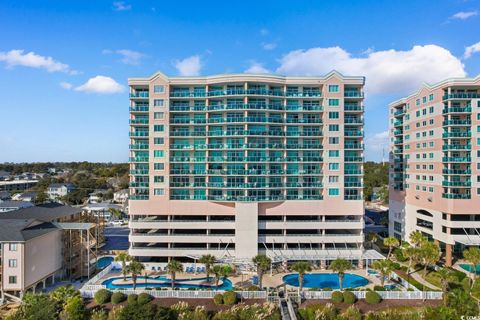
[126,260,145,290]
[437,268,454,306]
[329,259,352,290]
[402,245,419,275]
[464,247,480,285]
[418,241,441,278]
[409,231,425,248]
[211,265,223,288]
[291,261,312,292]
[166,259,184,290]
[114,252,132,281]
[383,237,400,259]
[252,254,272,289]
[49,285,79,310]
[199,254,216,282]
[371,259,395,286]
[366,232,378,250]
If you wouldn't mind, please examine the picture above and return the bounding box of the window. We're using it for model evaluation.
[9,276,16,284]
[8,259,17,268]
[328,111,339,119]
[429,106,434,113]
[154,176,164,183]
[153,99,164,107]
[9,243,17,251]
[154,163,164,170]
[429,94,434,101]
[154,125,164,132]
[329,124,339,131]
[328,99,339,106]
[328,188,340,196]
[422,96,427,104]
[328,163,339,170]
[154,112,164,119]
[329,150,339,157]
[153,85,165,93]
[154,137,164,145]
[154,189,164,196]
[328,176,339,183]
[328,85,339,92]
[394,222,402,232]
[153,150,165,158]
[329,137,339,144]
[416,99,420,106]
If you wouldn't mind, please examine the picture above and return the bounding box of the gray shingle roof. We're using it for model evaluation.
[0,204,82,221]
[0,219,58,242]
[0,200,33,209]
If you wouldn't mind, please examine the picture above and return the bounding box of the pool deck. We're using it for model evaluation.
[96,267,398,291]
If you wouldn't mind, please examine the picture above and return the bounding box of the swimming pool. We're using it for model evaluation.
[97,256,114,269]
[283,273,369,289]
[367,269,378,275]
[460,264,480,275]
[102,276,233,290]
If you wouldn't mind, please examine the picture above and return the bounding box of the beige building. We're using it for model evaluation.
[128,71,369,266]
[389,75,480,266]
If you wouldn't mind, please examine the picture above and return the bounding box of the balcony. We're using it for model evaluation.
[129,131,149,137]
[442,132,471,138]
[344,118,363,124]
[443,93,480,100]
[393,129,403,136]
[129,144,149,150]
[344,105,363,112]
[344,143,363,149]
[393,120,403,127]
[442,169,471,175]
[130,169,149,175]
[344,156,363,162]
[129,119,149,125]
[344,182,363,187]
[130,92,149,98]
[442,144,471,150]
[394,139,403,145]
[344,91,364,98]
[393,109,405,116]
[129,157,149,162]
[129,182,149,188]
[442,157,471,162]
[344,195,363,200]
[442,181,471,187]
[129,105,149,112]
[129,195,149,200]
[442,107,472,114]
[344,170,363,175]
[169,89,322,98]
[344,131,363,137]
[442,119,472,126]
[442,193,471,199]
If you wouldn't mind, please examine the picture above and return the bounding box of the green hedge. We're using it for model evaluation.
[331,291,343,303]
[137,293,153,305]
[343,291,356,304]
[213,293,223,305]
[127,294,138,304]
[111,292,126,305]
[94,289,111,305]
[223,291,237,305]
[365,291,381,304]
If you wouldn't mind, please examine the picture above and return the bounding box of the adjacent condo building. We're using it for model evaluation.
[389,76,480,266]
[128,71,366,266]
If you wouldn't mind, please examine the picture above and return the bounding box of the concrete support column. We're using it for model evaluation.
[358,259,364,269]
[42,279,46,289]
[445,244,453,267]
[320,260,326,270]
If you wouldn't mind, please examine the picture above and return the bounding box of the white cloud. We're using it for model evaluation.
[464,41,480,59]
[260,28,269,36]
[365,131,389,161]
[174,55,202,76]
[113,1,131,11]
[262,42,277,50]
[103,49,145,65]
[450,11,478,20]
[0,49,77,74]
[60,82,73,90]
[276,45,466,95]
[245,61,270,74]
[75,76,124,94]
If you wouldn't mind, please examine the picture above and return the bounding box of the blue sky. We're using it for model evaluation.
[1,0,480,162]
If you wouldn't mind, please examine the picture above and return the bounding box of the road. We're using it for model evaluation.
[103,226,129,251]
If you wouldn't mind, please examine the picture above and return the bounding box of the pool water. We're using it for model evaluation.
[102,276,233,290]
[283,273,369,289]
[367,269,378,275]
[97,256,114,269]
[460,264,480,275]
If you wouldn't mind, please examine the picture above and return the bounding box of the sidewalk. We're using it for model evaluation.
[409,270,441,291]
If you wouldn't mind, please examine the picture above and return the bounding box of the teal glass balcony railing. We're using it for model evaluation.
[344,156,363,162]
[129,157,149,162]
[344,170,363,175]
[344,105,363,111]
[344,118,363,124]
[129,144,149,150]
[442,193,471,199]
[129,131,149,137]
[130,169,149,175]
[129,119,149,125]
[129,105,149,112]
[442,107,472,114]
[442,181,471,187]
[344,91,364,98]
[442,144,471,150]
[442,169,471,174]
[442,157,471,162]
[394,129,403,135]
[129,195,149,200]
[394,109,405,116]
[344,131,363,137]
[442,119,472,126]
[442,132,471,138]
[344,195,363,200]
[344,182,363,187]
[443,93,480,100]
[129,182,149,188]
[129,92,149,98]
[344,143,363,149]
[169,89,322,98]
[393,120,403,127]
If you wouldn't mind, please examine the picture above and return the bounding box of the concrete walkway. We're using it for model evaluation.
[408,270,441,291]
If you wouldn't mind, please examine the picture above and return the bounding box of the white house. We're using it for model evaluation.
[47,183,75,201]
[11,192,37,202]
[113,189,128,204]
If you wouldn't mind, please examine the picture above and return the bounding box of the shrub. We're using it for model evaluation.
[331,291,343,303]
[137,292,153,305]
[222,291,237,305]
[341,305,361,320]
[111,292,126,305]
[94,289,111,305]
[323,287,332,291]
[247,285,260,291]
[365,291,381,304]
[374,285,386,291]
[213,293,224,305]
[343,291,356,304]
[127,294,138,304]
[392,262,401,270]
[393,248,407,262]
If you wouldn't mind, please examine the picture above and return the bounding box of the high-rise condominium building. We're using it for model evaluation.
[128,71,366,266]
[389,76,480,266]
